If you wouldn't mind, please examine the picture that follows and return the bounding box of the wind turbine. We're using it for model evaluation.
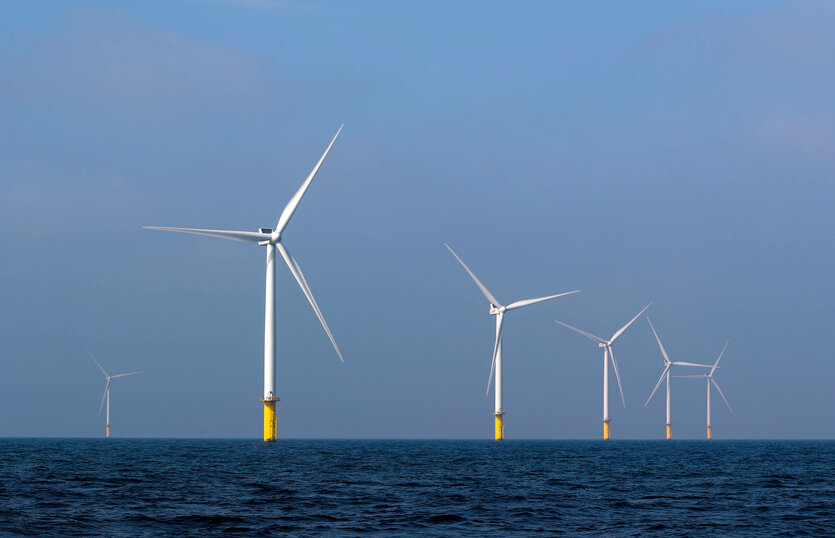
[644,317,713,439]
[145,125,345,442]
[86,349,143,438]
[675,341,732,439]
[445,243,579,441]
[554,303,651,440]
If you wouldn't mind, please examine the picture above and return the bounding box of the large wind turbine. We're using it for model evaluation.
[445,243,579,441]
[554,303,651,440]
[644,317,712,439]
[145,125,345,442]
[675,341,732,439]
[86,349,143,438]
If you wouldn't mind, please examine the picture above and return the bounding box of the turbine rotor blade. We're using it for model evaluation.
[673,375,708,378]
[645,364,670,407]
[608,346,626,408]
[275,242,344,362]
[98,379,110,415]
[85,348,109,378]
[610,303,652,343]
[672,362,714,367]
[711,378,733,412]
[275,124,344,235]
[143,226,269,243]
[444,243,502,308]
[506,290,580,311]
[711,341,729,376]
[553,320,607,345]
[646,317,672,364]
[486,315,505,396]
[111,371,145,378]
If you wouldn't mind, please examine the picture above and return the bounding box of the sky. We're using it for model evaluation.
[0,1,833,439]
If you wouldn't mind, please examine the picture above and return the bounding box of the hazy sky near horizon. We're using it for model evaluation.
[1,1,833,439]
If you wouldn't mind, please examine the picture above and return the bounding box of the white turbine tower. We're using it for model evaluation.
[445,243,580,441]
[644,317,712,439]
[145,125,345,442]
[554,303,651,440]
[675,341,733,439]
[86,349,143,438]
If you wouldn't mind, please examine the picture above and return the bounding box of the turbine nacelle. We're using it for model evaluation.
[257,227,281,245]
[489,305,507,315]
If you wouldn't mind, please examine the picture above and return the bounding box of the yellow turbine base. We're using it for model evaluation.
[666,424,672,440]
[106,425,110,438]
[603,419,610,440]
[707,426,712,439]
[494,413,504,441]
[263,399,277,442]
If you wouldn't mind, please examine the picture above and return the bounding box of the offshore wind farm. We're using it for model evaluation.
[1,1,833,536]
[3,3,829,444]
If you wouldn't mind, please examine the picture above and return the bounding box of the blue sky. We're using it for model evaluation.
[1,1,832,439]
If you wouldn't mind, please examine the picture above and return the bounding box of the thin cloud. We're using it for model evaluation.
[634,2,835,75]
[0,9,272,111]
[199,0,305,11]
[750,112,835,159]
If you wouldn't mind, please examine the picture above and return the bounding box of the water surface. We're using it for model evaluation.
[1,439,832,535]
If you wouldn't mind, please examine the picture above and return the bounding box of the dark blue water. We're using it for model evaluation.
[1,440,832,536]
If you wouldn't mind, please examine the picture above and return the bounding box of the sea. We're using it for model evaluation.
[0,439,832,536]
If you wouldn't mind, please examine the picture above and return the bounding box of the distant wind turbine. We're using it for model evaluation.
[86,349,143,438]
[145,125,345,442]
[445,243,580,441]
[674,341,733,439]
[554,303,651,440]
[644,317,713,439]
